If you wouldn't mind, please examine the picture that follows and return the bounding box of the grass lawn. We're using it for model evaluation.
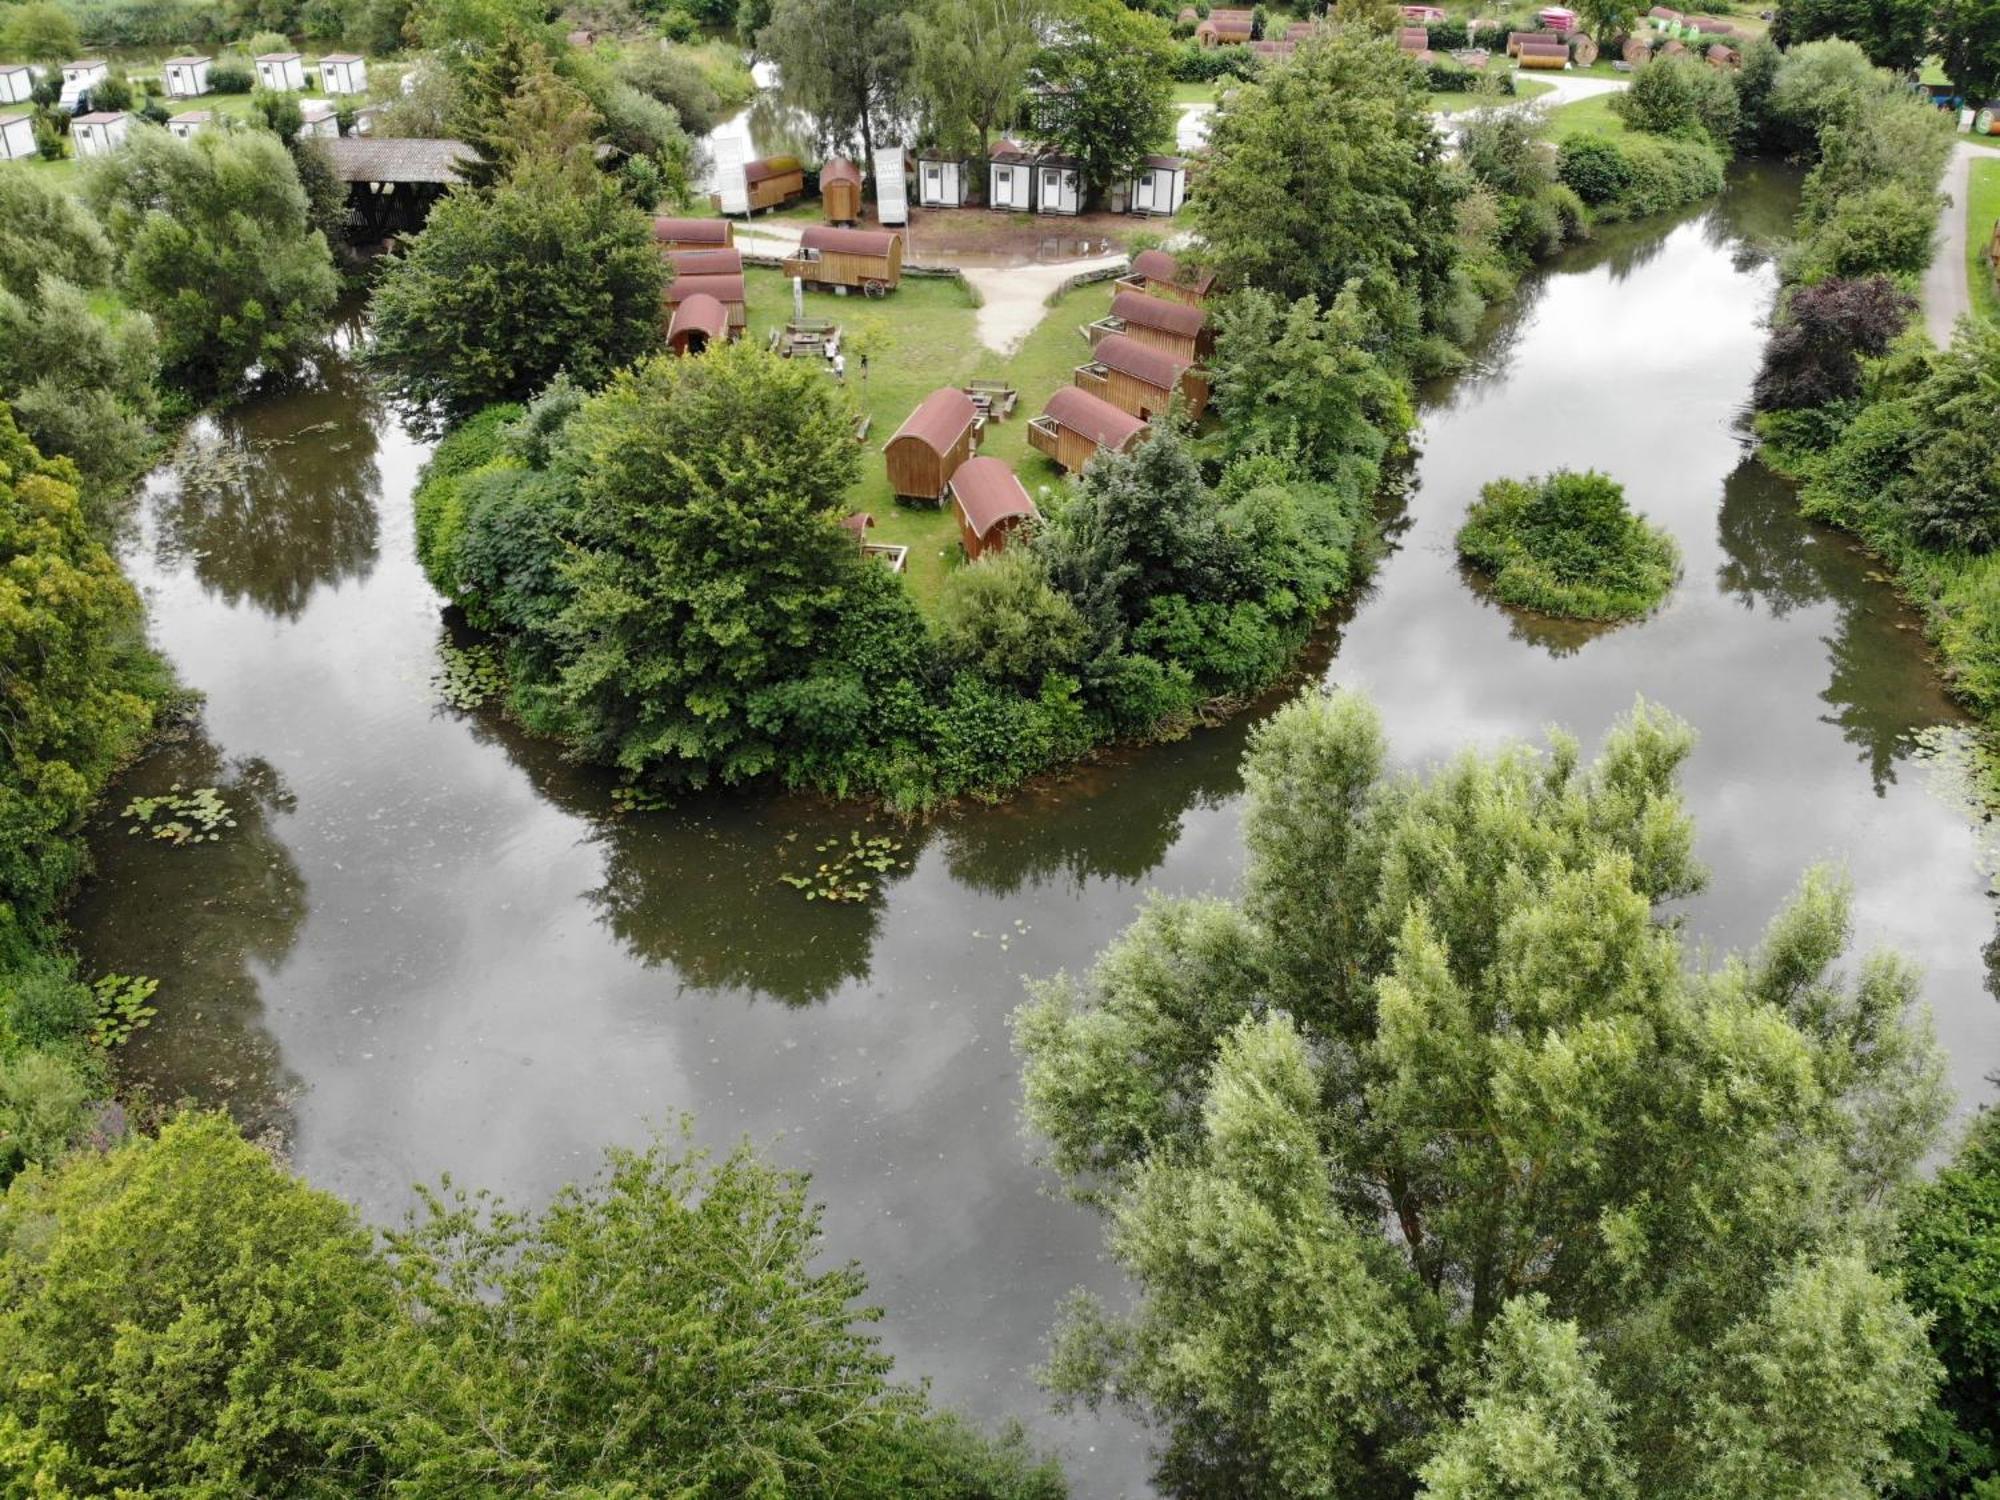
[1172,81,1221,105]
[1428,76,1554,113]
[1968,156,2000,323]
[1543,89,1627,141]
[739,267,1115,608]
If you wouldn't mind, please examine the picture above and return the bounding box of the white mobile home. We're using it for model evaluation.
[71,110,129,157]
[1126,154,1188,216]
[318,52,367,94]
[916,150,969,207]
[0,66,34,105]
[298,98,338,137]
[255,52,306,91]
[163,55,211,97]
[59,60,108,110]
[167,109,212,140]
[988,139,1035,210]
[1034,152,1082,215]
[0,112,36,159]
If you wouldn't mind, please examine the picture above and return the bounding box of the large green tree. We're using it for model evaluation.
[1185,25,1461,350]
[1937,0,2000,110]
[1016,690,1947,1499]
[0,3,80,64]
[1026,0,1175,199]
[1773,0,1933,73]
[758,0,914,160]
[84,129,338,397]
[367,155,665,423]
[908,0,1047,153]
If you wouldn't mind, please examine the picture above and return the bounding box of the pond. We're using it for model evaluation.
[73,164,2000,1498]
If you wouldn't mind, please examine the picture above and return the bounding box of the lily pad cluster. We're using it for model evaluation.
[89,973,160,1048]
[124,784,234,845]
[778,833,909,903]
[435,642,506,711]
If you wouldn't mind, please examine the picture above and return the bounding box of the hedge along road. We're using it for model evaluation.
[70,170,2000,1498]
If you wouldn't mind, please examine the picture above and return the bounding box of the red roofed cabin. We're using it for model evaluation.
[885,387,981,503]
[653,216,733,251]
[1116,248,1217,308]
[1196,7,1254,44]
[667,293,728,355]
[1089,290,1211,364]
[1027,386,1148,473]
[662,274,746,337]
[820,156,862,224]
[736,154,806,212]
[669,247,743,277]
[949,457,1040,561]
[1075,332,1208,422]
[782,225,905,294]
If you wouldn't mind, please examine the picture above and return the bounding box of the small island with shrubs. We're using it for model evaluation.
[1455,468,1679,622]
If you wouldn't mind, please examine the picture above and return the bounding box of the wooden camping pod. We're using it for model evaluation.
[782,225,905,293]
[731,155,805,212]
[1088,290,1211,364]
[885,388,980,502]
[667,293,728,355]
[662,273,747,336]
[1027,386,1149,474]
[949,457,1039,561]
[820,157,862,224]
[1073,333,1209,422]
[1114,248,1217,308]
[654,217,733,251]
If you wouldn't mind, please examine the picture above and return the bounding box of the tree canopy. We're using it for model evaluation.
[1774,0,1935,72]
[908,0,1047,154]
[758,0,914,159]
[1026,0,1176,198]
[1017,691,1947,1499]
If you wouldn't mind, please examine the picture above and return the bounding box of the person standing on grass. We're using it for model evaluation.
[833,351,846,381]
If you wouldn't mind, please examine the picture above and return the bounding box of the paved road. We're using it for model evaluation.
[1177,71,1629,152]
[1924,141,1981,346]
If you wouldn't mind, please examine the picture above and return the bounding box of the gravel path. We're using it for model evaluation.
[963,256,1126,354]
[1924,142,1980,346]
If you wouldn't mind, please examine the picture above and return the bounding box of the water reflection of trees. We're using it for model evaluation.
[1715,454,1943,792]
[152,350,382,621]
[69,719,309,1143]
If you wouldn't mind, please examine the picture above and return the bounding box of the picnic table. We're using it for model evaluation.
[964,380,1019,420]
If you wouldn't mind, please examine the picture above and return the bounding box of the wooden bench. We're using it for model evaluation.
[964,380,1019,419]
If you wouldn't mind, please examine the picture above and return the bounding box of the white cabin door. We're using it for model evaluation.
[1135,170,1159,212]
[1040,168,1062,209]
[923,162,941,203]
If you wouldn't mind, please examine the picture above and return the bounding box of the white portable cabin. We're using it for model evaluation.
[1126,154,1188,216]
[916,151,968,207]
[59,60,108,110]
[298,98,339,137]
[318,52,367,94]
[874,144,907,226]
[1034,152,1082,215]
[988,139,1035,210]
[255,52,307,91]
[168,109,212,140]
[0,112,36,159]
[0,66,34,105]
[163,55,211,97]
[71,110,130,157]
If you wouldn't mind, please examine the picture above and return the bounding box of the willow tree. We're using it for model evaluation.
[1017,690,1946,1499]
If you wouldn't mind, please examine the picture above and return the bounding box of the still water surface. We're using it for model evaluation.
[74,166,1999,1496]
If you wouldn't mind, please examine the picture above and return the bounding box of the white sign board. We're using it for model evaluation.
[713,136,750,217]
[873,145,907,225]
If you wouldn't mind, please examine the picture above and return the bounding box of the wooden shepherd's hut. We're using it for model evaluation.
[782,225,905,294]
[1089,290,1211,364]
[667,293,728,355]
[948,457,1040,561]
[1116,248,1217,308]
[662,273,746,336]
[885,387,980,503]
[742,155,806,211]
[669,246,743,276]
[820,157,863,224]
[1027,386,1149,473]
[1073,333,1208,422]
[1196,7,1254,44]
[654,217,734,251]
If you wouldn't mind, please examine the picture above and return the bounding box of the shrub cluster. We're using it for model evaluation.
[1456,468,1680,620]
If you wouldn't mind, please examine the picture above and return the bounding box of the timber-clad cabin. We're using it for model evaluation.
[782,225,905,294]
[653,216,733,250]
[662,273,747,336]
[1196,7,1254,44]
[668,246,743,276]
[1027,386,1148,473]
[1088,290,1211,363]
[740,154,806,211]
[668,293,728,354]
[820,156,862,224]
[885,387,980,503]
[1116,248,1217,308]
[948,457,1039,561]
[1074,332,1208,422]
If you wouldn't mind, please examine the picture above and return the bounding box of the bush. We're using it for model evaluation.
[207,59,253,92]
[1785,181,1940,283]
[1557,135,1631,206]
[410,401,522,594]
[932,551,1089,693]
[1456,468,1680,619]
[1753,275,1915,410]
[1591,133,1726,220]
[1170,40,1258,81]
[1613,52,1739,147]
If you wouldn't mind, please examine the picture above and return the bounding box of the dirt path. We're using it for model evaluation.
[962,256,1126,354]
[1924,142,1979,346]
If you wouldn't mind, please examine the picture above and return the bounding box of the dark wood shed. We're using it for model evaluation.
[820,156,863,224]
[1116,248,1216,308]
[1074,332,1208,422]
[885,387,981,502]
[662,273,747,336]
[782,225,905,294]
[667,293,728,355]
[653,216,734,250]
[1027,386,1148,473]
[949,457,1040,561]
[1089,290,1211,364]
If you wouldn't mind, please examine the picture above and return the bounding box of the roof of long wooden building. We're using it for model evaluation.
[653,216,731,244]
[322,136,473,184]
[1088,332,1191,390]
[1129,248,1215,294]
[662,273,746,305]
[949,457,1037,540]
[1040,386,1147,448]
[798,225,901,255]
[669,247,743,275]
[889,388,978,454]
[1108,290,1206,340]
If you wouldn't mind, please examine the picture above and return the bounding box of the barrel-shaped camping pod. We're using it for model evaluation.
[885,387,980,503]
[654,216,734,251]
[1517,38,1569,66]
[1027,386,1149,473]
[820,157,863,224]
[1089,290,1211,364]
[782,225,905,295]
[669,246,743,276]
[1115,247,1216,308]
[1073,333,1208,422]
[667,293,728,355]
[743,155,806,210]
[662,273,746,337]
[948,457,1039,562]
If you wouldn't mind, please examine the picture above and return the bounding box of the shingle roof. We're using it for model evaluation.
[255,51,302,60]
[1088,333,1190,391]
[164,55,210,65]
[950,457,1037,541]
[1041,386,1146,449]
[798,225,900,256]
[320,51,364,61]
[669,247,742,275]
[662,272,745,305]
[668,292,728,342]
[819,156,861,187]
[1109,290,1206,340]
[653,216,730,244]
[889,388,977,455]
[321,136,473,184]
[72,111,127,124]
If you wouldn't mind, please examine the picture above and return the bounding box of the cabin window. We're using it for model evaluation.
[1140,171,1154,190]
